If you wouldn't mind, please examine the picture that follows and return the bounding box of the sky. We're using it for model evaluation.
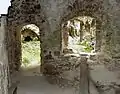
[0,0,11,14]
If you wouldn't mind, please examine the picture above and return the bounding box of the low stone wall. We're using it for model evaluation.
[43,55,88,90]
[43,54,120,94]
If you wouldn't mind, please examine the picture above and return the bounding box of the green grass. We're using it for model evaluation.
[22,41,41,67]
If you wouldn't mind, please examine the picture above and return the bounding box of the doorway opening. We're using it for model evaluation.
[20,24,41,75]
[62,16,96,55]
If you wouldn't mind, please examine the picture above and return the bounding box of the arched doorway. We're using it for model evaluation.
[20,24,41,76]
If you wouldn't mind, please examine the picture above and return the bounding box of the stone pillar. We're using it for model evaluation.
[8,26,21,74]
[14,27,21,72]
[79,56,89,94]
[62,23,69,50]
[91,19,96,37]
[85,20,90,33]
[39,20,62,73]
[80,21,84,42]
[95,20,102,52]
[0,14,9,94]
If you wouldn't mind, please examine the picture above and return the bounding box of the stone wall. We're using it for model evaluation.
[7,0,120,76]
[98,0,120,65]
[0,15,9,94]
[3,0,120,93]
[7,0,45,74]
[7,0,104,73]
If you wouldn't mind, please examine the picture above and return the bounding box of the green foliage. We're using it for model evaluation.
[84,45,93,52]
[78,40,93,53]
[22,57,30,67]
[22,41,41,67]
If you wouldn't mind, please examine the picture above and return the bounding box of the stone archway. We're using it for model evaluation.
[61,16,102,54]
[7,22,42,73]
[58,1,104,93]
[6,0,48,76]
[20,24,41,75]
[60,0,103,55]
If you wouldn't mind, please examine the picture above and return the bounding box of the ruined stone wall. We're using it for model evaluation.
[4,0,120,94]
[39,0,104,57]
[7,0,46,73]
[7,0,120,74]
[9,0,101,68]
[0,15,9,94]
[97,0,120,67]
[7,0,77,73]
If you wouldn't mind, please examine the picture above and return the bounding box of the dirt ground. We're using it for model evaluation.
[16,60,120,94]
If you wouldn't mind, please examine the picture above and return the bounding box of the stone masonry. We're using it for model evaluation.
[0,0,120,94]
